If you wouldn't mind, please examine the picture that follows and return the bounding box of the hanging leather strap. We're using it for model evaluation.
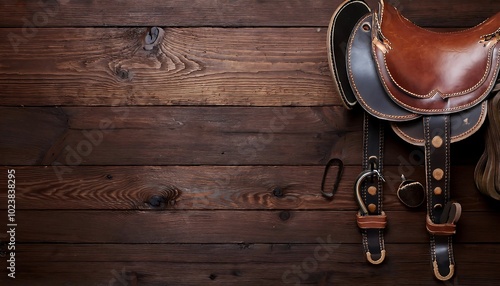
[424,115,461,281]
[355,113,386,264]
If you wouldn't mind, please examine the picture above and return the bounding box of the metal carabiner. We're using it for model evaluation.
[320,158,344,199]
[355,169,385,215]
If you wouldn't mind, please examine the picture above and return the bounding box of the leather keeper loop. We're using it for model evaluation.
[426,216,456,236]
[357,212,387,229]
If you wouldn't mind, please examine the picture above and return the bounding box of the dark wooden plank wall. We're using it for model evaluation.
[0,0,499,285]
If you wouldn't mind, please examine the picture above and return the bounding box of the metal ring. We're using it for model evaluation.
[320,158,344,198]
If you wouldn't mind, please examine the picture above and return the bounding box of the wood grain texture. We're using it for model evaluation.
[1,210,499,244]
[0,106,484,165]
[1,244,499,285]
[0,0,498,28]
[2,166,498,211]
[3,26,497,107]
[0,27,335,106]
[2,26,499,107]
[1,0,499,284]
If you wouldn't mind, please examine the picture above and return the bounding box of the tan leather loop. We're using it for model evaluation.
[367,250,386,265]
[433,260,455,281]
[426,216,456,236]
[356,212,387,229]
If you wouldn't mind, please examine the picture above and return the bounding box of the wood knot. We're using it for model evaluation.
[144,27,165,51]
[232,270,242,277]
[148,195,166,208]
[146,188,181,209]
[209,274,217,280]
[115,67,130,81]
[272,187,284,198]
[279,211,291,221]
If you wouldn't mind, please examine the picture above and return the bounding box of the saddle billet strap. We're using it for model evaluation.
[355,113,386,264]
[424,115,459,281]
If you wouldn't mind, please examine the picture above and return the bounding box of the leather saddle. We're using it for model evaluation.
[327,0,500,281]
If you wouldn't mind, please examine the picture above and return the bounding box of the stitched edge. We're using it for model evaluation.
[377,2,500,100]
[347,14,419,120]
[326,0,370,109]
[372,46,500,114]
[391,101,488,145]
[382,46,495,99]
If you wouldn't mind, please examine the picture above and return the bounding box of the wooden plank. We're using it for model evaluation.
[0,27,335,106]
[0,106,360,165]
[1,210,499,244]
[5,243,495,263]
[0,106,484,165]
[2,165,497,211]
[0,0,497,28]
[1,244,499,285]
[2,26,499,107]
[0,107,68,163]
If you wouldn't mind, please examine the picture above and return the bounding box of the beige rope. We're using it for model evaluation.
[474,91,500,200]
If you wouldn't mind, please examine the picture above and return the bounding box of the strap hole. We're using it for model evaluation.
[362,23,371,32]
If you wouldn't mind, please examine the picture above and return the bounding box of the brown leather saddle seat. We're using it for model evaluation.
[373,1,500,114]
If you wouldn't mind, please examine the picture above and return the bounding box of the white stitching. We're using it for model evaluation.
[372,46,500,114]
[382,47,494,99]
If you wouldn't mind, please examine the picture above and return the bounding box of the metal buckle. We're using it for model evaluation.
[355,169,385,215]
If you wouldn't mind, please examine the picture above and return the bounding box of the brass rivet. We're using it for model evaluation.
[434,187,442,195]
[432,136,443,148]
[433,168,444,181]
[368,204,377,213]
[368,186,377,196]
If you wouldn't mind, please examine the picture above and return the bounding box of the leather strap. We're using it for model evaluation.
[357,212,387,229]
[424,115,458,281]
[356,113,386,265]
